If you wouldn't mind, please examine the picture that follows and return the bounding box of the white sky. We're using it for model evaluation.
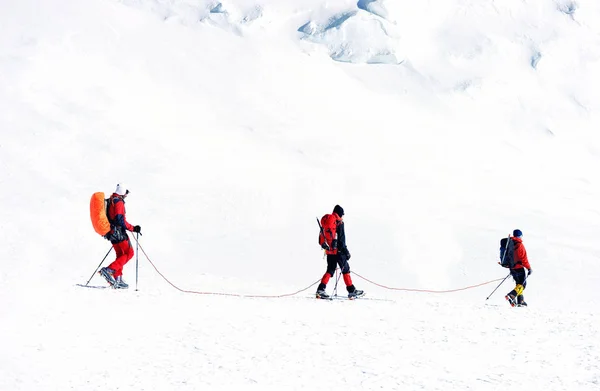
[1,0,599,390]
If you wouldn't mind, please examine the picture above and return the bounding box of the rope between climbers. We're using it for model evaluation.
[134,238,506,298]
[136,240,320,298]
[352,271,505,293]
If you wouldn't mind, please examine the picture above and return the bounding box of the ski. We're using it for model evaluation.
[315,293,333,300]
[316,296,333,301]
[330,293,369,301]
[306,294,398,302]
[76,284,108,289]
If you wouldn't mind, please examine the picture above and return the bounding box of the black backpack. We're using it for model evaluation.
[104,196,128,243]
[499,237,516,268]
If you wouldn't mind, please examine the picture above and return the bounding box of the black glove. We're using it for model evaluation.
[527,268,532,276]
[343,248,351,260]
[321,241,330,251]
[133,225,142,234]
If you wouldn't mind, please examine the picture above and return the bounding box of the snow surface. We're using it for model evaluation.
[1,0,599,390]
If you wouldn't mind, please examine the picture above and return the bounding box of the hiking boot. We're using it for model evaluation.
[316,289,330,299]
[114,276,129,289]
[505,293,516,307]
[517,295,527,307]
[316,289,331,299]
[348,289,365,299]
[99,267,116,286]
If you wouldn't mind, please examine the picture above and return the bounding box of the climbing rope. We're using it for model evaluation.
[136,241,320,298]
[352,271,505,293]
[134,239,505,298]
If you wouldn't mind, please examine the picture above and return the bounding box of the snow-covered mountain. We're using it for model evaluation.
[1,0,599,389]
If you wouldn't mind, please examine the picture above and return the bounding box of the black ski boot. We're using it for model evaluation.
[348,289,365,299]
[316,289,330,299]
[99,267,116,287]
[516,295,527,307]
[114,276,129,289]
[505,291,517,307]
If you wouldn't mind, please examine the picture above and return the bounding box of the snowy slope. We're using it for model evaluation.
[1,0,599,390]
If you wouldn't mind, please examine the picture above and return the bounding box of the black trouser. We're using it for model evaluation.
[326,253,350,276]
[508,268,527,301]
[317,253,353,292]
[510,268,527,288]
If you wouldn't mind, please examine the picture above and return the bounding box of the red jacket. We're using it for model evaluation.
[512,237,531,270]
[108,193,134,232]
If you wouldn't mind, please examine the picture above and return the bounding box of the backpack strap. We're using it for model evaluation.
[106,196,124,225]
[105,198,111,223]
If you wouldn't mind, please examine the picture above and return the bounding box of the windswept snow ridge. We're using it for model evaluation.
[118,0,264,33]
[357,0,394,22]
[298,6,403,64]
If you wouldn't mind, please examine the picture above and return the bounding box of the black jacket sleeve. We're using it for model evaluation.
[336,221,349,254]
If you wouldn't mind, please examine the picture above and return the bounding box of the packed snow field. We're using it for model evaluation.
[1,0,599,390]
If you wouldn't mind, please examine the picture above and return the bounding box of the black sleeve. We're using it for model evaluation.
[337,221,348,252]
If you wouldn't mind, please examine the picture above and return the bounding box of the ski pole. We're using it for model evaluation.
[85,246,113,286]
[486,273,511,300]
[339,255,352,297]
[333,268,341,297]
[135,232,139,291]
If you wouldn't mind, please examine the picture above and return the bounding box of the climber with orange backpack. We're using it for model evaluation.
[316,205,364,299]
[90,184,141,289]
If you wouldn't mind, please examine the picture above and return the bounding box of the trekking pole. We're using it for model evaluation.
[85,247,113,286]
[332,268,340,297]
[485,273,511,300]
[135,232,139,291]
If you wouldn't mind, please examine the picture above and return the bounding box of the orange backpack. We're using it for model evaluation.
[90,192,110,237]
